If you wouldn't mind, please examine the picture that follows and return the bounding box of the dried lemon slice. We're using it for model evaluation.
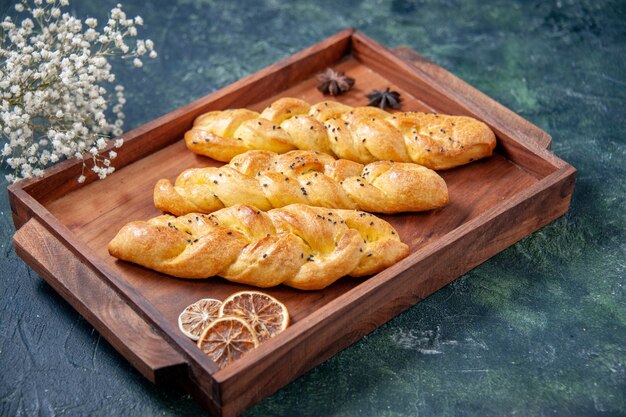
[219,291,290,342]
[178,298,222,341]
[197,317,259,368]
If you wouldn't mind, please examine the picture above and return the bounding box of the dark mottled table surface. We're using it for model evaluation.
[1,0,624,416]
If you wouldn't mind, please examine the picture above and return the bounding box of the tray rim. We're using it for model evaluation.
[8,28,576,416]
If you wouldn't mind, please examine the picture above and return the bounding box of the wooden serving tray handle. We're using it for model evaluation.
[12,218,187,385]
[392,47,552,150]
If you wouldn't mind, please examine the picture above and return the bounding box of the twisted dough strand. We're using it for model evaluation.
[154,150,448,216]
[185,97,496,170]
[108,204,409,290]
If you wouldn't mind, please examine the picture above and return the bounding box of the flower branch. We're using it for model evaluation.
[1,0,157,183]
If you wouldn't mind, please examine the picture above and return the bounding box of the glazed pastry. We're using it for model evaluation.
[108,204,409,290]
[185,97,496,170]
[154,150,448,216]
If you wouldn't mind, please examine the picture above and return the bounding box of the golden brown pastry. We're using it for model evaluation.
[185,97,496,170]
[108,204,409,290]
[154,150,448,216]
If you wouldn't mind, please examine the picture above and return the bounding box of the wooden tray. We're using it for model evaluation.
[9,29,575,417]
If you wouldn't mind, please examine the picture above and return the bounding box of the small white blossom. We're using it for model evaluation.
[96,138,107,149]
[1,0,156,183]
[21,18,34,30]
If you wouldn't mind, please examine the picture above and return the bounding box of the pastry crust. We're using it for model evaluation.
[185,97,496,170]
[154,150,448,216]
[108,204,409,290]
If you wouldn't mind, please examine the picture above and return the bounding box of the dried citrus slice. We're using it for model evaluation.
[178,298,222,341]
[197,317,259,368]
[219,291,290,342]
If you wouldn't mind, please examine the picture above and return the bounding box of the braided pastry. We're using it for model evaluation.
[108,204,409,290]
[185,97,496,170]
[154,150,448,216]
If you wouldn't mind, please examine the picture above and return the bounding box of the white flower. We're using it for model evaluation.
[149,50,157,59]
[1,0,156,183]
[77,174,86,183]
[21,18,34,30]
[0,21,14,30]
[136,40,146,55]
[96,138,107,149]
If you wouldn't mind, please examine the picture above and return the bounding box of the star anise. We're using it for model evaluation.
[366,88,402,110]
[316,68,355,96]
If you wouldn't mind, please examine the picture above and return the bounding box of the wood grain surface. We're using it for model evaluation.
[9,30,575,417]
